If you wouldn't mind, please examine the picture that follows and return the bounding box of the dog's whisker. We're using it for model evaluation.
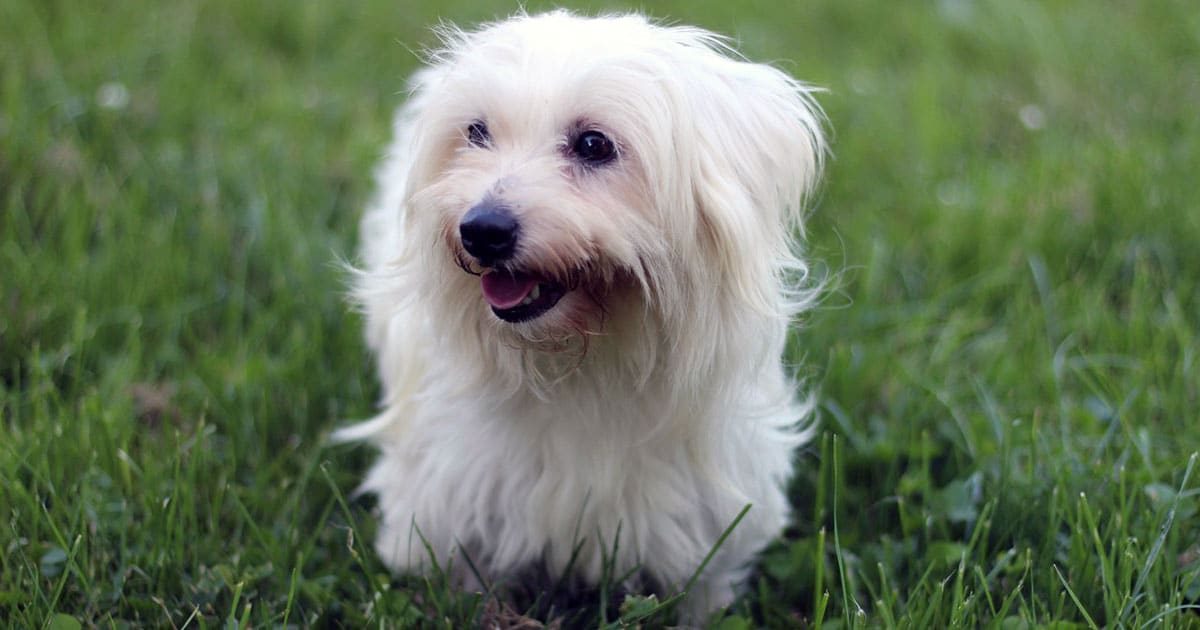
[453,251,484,276]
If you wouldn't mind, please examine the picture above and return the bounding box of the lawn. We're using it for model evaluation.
[2,0,1198,627]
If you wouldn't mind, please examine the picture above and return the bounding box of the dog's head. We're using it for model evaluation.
[391,11,824,358]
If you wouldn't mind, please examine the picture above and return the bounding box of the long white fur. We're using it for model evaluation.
[336,10,825,621]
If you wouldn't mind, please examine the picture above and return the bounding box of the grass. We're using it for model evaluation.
[2,0,1198,626]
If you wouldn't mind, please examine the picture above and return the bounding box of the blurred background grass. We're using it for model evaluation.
[2,0,1198,627]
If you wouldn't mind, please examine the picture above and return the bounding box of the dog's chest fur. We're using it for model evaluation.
[366,356,746,575]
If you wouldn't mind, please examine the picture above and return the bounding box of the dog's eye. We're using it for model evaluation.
[466,120,490,148]
[572,130,616,164]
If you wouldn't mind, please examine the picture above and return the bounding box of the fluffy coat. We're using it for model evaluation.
[336,10,825,620]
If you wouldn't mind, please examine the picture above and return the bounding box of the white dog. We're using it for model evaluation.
[336,10,825,622]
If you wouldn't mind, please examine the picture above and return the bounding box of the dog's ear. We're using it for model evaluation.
[680,43,826,319]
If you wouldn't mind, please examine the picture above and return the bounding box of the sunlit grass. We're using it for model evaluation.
[2,0,1198,626]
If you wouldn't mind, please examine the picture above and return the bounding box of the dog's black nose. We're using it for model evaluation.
[460,202,519,264]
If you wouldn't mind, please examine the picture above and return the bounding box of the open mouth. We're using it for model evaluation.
[480,269,567,322]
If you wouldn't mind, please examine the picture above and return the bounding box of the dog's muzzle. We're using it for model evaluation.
[458,202,569,323]
[460,201,519,266]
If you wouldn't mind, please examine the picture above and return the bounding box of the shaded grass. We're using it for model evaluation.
[2,0,1198,626]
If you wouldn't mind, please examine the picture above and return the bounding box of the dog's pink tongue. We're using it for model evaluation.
[481,271,537,309]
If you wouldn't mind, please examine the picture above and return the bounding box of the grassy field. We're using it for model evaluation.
[3,0,1199,627]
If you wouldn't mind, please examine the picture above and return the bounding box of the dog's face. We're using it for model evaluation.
[414,68,656,340]
[396,12,824,352]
